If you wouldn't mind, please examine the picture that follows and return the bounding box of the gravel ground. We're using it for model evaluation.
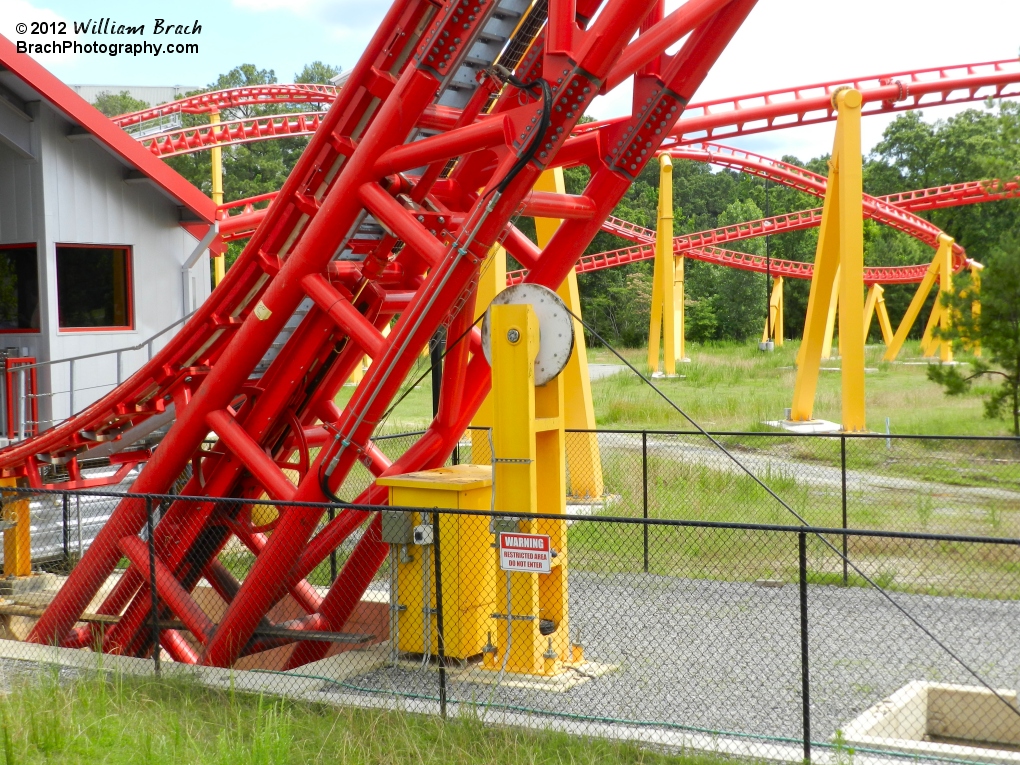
[327,571,1020,744]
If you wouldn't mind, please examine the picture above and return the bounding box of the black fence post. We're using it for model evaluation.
[145,497,161,677]
[841,435,848,586]
[431,510,448,719]
[61,492,70,565]
[799,531,811,764]
[642,430,649,574]
[328,506,338,583]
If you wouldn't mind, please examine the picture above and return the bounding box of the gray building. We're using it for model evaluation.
[0,35,215,439]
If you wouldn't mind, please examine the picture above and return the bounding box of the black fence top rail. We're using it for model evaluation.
[6,485,1020,547]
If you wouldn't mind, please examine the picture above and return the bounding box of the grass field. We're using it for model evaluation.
[0,669,730,765]
[341,338,1007,437]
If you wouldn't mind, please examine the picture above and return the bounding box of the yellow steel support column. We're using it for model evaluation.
[883,235,954,362]
[969,262,983,357]
[821,266,840,361]
[210,111,225,286]
[761,276,785,346]
[469,244,507,463]
[532,169,603,499]
[0,478,30,577]
[489,303,569,676]
[648,155,681,374]
[791,89,866,431]
[920,239,954,362]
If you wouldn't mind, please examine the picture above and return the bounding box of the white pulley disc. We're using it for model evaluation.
[480,283,575,386]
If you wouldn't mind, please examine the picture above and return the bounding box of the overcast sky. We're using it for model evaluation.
[2,0,1018,162]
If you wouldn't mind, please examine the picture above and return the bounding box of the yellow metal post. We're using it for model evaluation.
[210,111,225,286]
[489,303,569,676]
[532,169,603,499]
[969,262,983,357]
[790,89,866,431]
[761,276,784,346]
[883,235,954,362]
[0,478,30,578]
[470,244,507,463]
[821,266,840,361]
[648,155,681,374]
[920,239,954,363]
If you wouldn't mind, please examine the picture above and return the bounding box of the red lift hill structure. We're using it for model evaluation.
[0,0,1017,672]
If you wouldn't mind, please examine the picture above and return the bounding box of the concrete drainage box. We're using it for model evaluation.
[843,681,1020,765]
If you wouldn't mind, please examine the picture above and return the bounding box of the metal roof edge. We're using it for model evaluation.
[0,34,215,225]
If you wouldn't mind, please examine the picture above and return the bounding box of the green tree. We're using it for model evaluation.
[927,232,1020,435]
[93,90,149,118]
[295,61,342,84]
[711,198,766,341]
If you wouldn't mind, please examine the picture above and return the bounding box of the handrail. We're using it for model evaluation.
[15,312,194,371]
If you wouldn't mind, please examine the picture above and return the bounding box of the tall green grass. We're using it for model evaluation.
[0,669,736,765]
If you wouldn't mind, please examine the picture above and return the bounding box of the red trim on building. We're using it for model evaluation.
[0,242,41,334]
[0,34,215,226]
[54,243,135,332]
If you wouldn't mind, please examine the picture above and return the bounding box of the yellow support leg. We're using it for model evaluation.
[490,304,569,676]
[532,170,603,498]
[863,283,895,346]
[969,263,983,357]
[883,235,954,362]
[470,244,507,463]
[210,111,225,286]
[0,478,30,577]
[821,266,840,361]
[762,276,784,346]
[791,89,866,431]
[648,155,679,374]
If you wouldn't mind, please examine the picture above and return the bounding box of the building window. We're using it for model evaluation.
[56,245,133,330]
[0,244,40,332]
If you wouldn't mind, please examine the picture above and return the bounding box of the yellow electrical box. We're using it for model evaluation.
[377,464,495,660]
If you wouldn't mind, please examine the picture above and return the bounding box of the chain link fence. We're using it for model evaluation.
[0,475,1019,762]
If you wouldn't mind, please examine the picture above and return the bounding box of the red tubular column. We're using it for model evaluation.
[27,0,429,648]
[119,536,215,645]
[285,515,388,668]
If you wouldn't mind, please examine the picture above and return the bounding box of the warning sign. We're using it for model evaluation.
[498,532,552,574]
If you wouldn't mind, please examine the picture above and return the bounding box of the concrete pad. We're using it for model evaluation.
[764,419,842,434]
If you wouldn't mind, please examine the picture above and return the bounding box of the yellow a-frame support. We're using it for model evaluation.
[648,154,685,374]
[863,283,894,346]
[883,234,955,363]
[790,88,866,432]
[761,276,784,346]
[471,170,604,499]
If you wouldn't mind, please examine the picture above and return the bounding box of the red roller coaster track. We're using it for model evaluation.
[123,58,1020,159]
[6,0,767,668]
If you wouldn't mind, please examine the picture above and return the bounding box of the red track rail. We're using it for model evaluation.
[8,0,759,668]
[111,84,340,128]
[123,59,1020,160]
[664,59,1020,146]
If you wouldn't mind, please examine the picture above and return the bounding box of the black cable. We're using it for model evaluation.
[564,303,1020,718]
[480,73,552,202]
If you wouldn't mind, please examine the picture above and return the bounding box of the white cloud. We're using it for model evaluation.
[0,0,79,64]
[231,0,383,40]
